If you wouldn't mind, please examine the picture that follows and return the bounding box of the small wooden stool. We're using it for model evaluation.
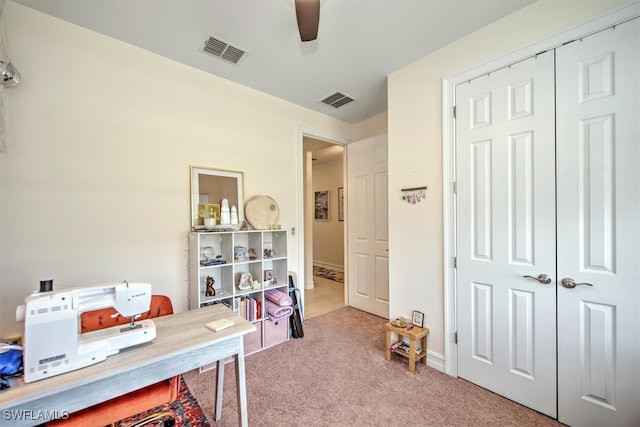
[384,322,429,373]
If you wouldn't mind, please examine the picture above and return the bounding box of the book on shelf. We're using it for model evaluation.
[235,295,262,322]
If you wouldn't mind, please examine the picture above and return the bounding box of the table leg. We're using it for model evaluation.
[421,335,427,365]
[234,341,249,427]
[408,338,416,373]
[385,330,391,361]
[215,359,224,421]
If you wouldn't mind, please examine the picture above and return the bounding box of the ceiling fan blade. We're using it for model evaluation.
[295,0,320,42]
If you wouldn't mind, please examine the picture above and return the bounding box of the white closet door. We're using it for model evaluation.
[556,18,640,426]
[455,52,557,417]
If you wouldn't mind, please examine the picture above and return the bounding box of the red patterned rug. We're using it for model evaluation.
[116,377,210,427]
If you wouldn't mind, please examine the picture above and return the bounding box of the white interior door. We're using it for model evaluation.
[347,134,389,318]
[455,52,558,417]
[556,19,640,426]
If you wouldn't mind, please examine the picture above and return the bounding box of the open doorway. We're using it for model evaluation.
[303,136,346,319]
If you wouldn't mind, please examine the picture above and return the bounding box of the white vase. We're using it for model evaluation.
[231,205,238,224]
[221,198,230,224]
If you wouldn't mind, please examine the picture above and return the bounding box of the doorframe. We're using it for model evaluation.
[296,125,350,311]
[442,2,640,377]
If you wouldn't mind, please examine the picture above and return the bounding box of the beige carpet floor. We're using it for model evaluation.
[182,307,564,427]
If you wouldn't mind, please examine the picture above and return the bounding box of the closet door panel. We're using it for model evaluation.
[556,18,640,427]
[456,52,557,417]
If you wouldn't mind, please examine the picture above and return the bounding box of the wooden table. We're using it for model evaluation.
[384,322,429,373]
[0,304,255,427]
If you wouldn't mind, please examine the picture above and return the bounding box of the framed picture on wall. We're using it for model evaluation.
[314,191,329,220]
[198,203,221,225]
[338,187,344,221]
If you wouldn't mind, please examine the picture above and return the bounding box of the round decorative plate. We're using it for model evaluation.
[245,195,279,230]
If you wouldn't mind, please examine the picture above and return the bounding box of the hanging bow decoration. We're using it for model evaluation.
[401,186,427,204]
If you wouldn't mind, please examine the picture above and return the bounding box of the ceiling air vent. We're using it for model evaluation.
[203,36,246,64]
[321,92,355,108]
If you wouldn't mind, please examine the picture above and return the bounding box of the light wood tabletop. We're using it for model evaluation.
[0,304,255,427]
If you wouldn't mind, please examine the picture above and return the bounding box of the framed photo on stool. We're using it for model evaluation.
[412,310,424,327]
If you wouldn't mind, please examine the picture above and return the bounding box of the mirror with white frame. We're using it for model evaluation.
[190,166,244,230]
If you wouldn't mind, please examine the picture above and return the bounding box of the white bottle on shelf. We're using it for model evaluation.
[231,205,238,224]
[221,199,231,224]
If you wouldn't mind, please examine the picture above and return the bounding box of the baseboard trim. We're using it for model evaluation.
[427,351,445,372]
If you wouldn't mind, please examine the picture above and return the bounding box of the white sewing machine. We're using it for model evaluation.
[17,281,156,383]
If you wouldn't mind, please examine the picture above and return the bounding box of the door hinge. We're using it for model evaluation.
[453,105,456,119]
[454,332,458,344]
[453,181,457,194]
[453,256,457,269]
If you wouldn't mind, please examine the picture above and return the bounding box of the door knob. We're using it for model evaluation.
[523,274,552,284]
[561,278,594,289]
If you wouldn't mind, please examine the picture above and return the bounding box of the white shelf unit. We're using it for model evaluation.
[189,229,290,362]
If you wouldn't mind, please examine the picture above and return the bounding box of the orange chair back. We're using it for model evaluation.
[80,295,173,333]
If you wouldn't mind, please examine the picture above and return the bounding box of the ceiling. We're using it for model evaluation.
[12,0,536,124]
[305,137,343,165]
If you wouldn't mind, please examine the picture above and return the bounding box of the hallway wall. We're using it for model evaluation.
[312,157,344,271]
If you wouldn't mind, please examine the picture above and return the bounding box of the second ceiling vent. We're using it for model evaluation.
[203,36,246,64]
[321,92,355,108]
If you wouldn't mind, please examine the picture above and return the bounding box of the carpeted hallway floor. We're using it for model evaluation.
[183,307,563,427]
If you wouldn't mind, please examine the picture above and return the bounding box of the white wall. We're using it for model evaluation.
[387,0,628,358]
[0,2,352,337]
[353,112,387,141]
